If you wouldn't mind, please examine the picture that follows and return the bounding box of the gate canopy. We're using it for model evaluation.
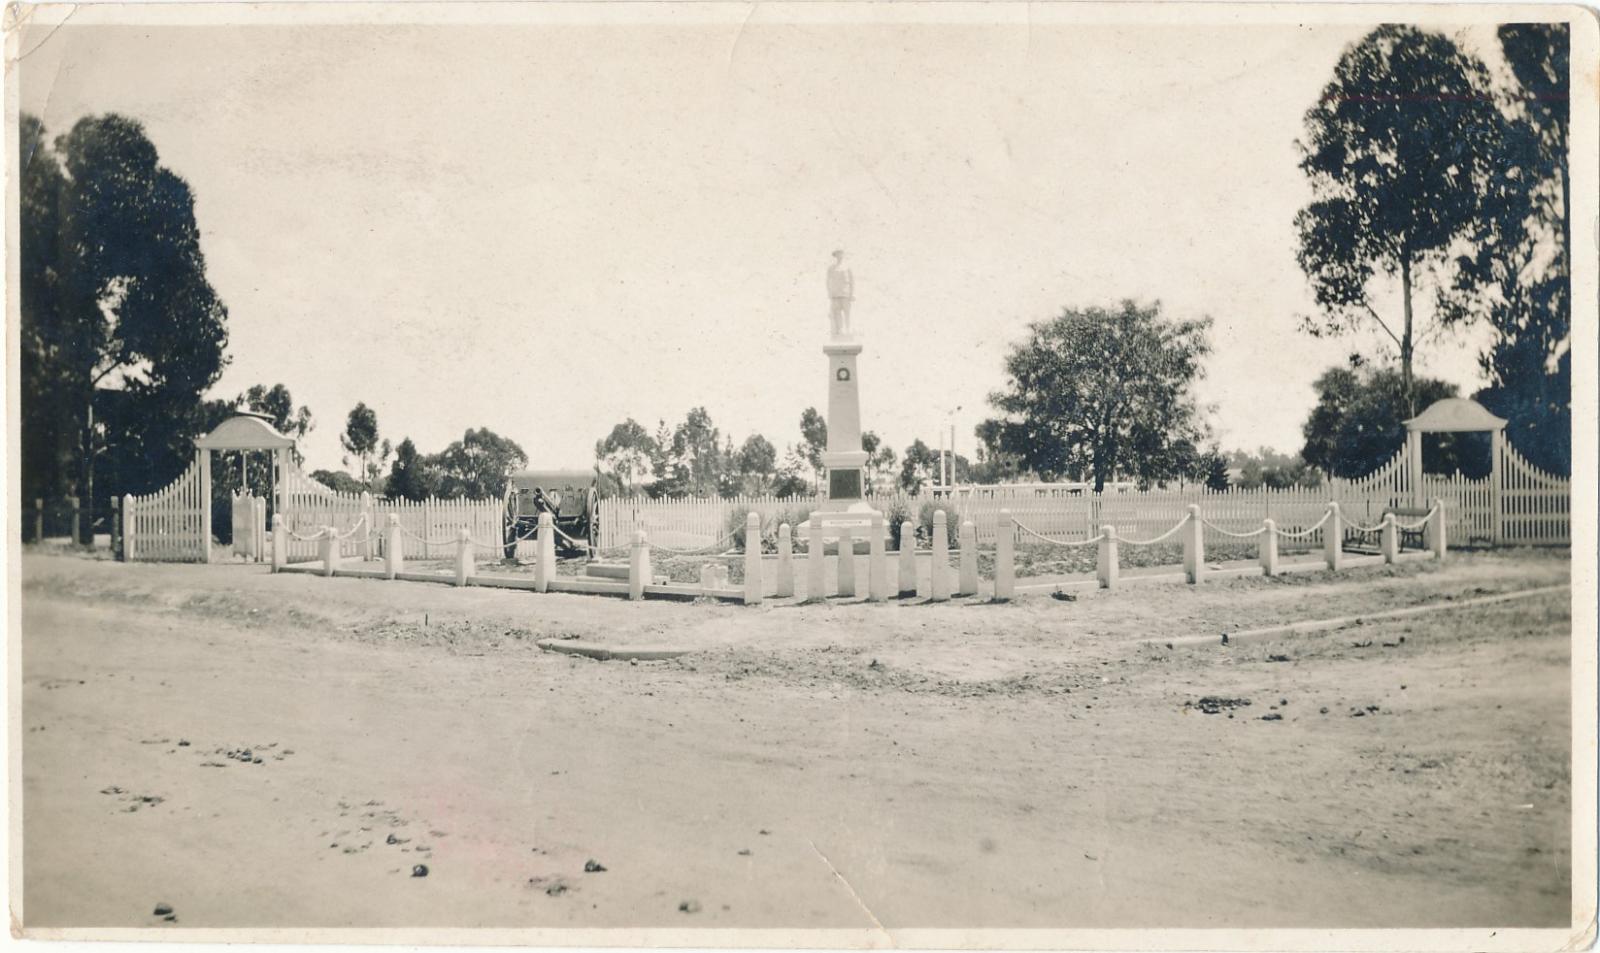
[1404,398,1507,434]
[193,413,296,451]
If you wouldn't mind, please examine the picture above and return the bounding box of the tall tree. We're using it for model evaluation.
[1437,24,1570,473]
[898,439,938,493]
[733,434,778,495]
[861,431,896,493]
[671,407,723,497]
[19,114,229,539]
[432,428,527,499]
[984,300,1212,491]
[799,407,828,492]
[386,437,439,501]
[340,402,387,488]
[595,418,657,493]
[1294,26,1502,412]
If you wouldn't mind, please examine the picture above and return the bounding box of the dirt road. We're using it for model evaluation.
[18,550,1572,930]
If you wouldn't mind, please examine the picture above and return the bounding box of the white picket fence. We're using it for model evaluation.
[596,445,1571,551]
[277,465,503,564]
[123,457,208,562]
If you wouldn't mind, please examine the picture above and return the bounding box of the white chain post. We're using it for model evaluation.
[898,520,917,597]
[1098,524,1118,589]
[994,509,1015,601]
[807,518,826,602]
[837,526,857,598]
[629,529,649,601]
[929,510,950,602]
[1324,501,1343,571]
[1182,504,1203,584]
[454,527,472,587]
[1381,512,1399,564]
[1428,498,1448,561]
[1260,518,1279,576]
[385,513,403,580]
[270,513,285,572]
[957,519,978,596]
[868,513,888,602]
[744,512,763,606]
[535,512,555,593]
[321,525,339,577]
[775,523,794,598]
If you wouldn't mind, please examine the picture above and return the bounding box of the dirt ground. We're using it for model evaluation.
[17,548,1573,931]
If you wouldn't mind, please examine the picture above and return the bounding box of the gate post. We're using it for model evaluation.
[111,497,123,560]
[122,494,136,561]
[33,498,43,544]
[1490,429,1505,545]
[69,496,81,548]
[271,514,285,571]
[198,451,213,564]
[775,523,794,598]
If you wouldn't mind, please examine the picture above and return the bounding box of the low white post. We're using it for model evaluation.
[1182,504,1203,585]
[744,512,763,606]
[454,527,472,587]
[868,513,888,602]
[1260,519,1279,576]
[1097,524,1118,589]
[535,511,555,593]
[837,527,857,598]
[360,491,375,561]
[1380,513,1399,564]
[629,530,649,601]
[775,523,794,598]
[1323,502,1343,571]
[270,513,285,572]
[385,513,403,579]
[807,519,826,601]
[254,498,268,562]
[994,509,1015,601]
[929,510,950,602]
[898,520,917,597]
[957,520,978,596]
[320,526,339,577]
[1427,498,1448,561]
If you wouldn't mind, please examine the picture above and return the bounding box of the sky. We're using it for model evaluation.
[18,10,1505,476]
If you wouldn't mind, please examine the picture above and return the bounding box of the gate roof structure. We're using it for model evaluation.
[193,413,297,451]
[1404,398,1508,434]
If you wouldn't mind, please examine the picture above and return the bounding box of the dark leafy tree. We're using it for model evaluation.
[20,113,229,540]
[899,439,937,493]
[311,469,365,494]
[339,403,386,488]
[432,428,528,499]
[984,300,1212,491]
[241,383,314,453]
[1300,364,1483,479]
[1438,24,1570,473]
[386,438,439,501]
[671,407,723,497]
[1294,26,1502,412]
[861,431,896,493]
[733,434,778,495]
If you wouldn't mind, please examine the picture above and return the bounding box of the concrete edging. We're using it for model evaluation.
[1145,583,1571,649]
[535,639,692,661]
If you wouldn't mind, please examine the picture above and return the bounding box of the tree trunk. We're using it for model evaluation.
[1400,254,1415,416]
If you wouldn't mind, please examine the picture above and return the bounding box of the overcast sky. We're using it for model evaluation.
[19,12,1505,475]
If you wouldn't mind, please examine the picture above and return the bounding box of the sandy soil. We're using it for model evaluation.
[18,549,1572,930]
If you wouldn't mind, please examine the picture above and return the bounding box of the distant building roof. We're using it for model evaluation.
[1404,398,1507,433]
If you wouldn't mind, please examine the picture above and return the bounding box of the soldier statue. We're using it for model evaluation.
[827,249,854,337]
